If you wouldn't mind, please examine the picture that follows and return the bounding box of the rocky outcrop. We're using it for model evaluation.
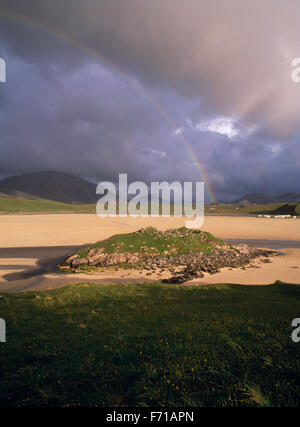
[62,248,145,268]
[61,238,275,284]
[161,246,274,283]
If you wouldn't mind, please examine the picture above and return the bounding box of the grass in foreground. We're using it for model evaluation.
[0,281,300,407]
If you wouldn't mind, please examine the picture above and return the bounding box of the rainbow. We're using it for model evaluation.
[0,7,217,203]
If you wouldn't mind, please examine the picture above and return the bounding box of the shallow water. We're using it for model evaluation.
[0,245,87,281]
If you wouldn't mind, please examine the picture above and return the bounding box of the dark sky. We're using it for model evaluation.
[0,0,300,201]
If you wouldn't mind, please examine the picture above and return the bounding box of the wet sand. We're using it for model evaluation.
[0,214,299,292]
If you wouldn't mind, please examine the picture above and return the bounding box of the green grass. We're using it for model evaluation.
[76,227,226,259]
[1,195,299,217]
[253,203,300,216]
[0,197,95,213]
[0,281,300,407]
[205,202,300,216]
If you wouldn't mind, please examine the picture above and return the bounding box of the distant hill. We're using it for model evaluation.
[274,193,300,203]
[231,193,275,205]
[231,192,300,205]
[0,171,97,204]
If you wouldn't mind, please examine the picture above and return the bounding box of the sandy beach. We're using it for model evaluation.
[1,214,300,247]
[0,214,299,292]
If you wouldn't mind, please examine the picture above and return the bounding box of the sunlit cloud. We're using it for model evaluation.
[146,149,166,158]
[185,116,257,140]
[269,142,283,158]
[196,117,239,139]
[172,127,184,136]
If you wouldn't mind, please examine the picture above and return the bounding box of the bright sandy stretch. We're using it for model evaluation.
[1,214,300,247]
[0,214,299,290]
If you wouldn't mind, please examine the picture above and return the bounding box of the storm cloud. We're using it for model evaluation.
[0,0,300,200]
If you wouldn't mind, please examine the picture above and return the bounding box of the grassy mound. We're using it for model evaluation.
[76,227,227,259]
[60,227,272,283]
[0,281,299,407]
